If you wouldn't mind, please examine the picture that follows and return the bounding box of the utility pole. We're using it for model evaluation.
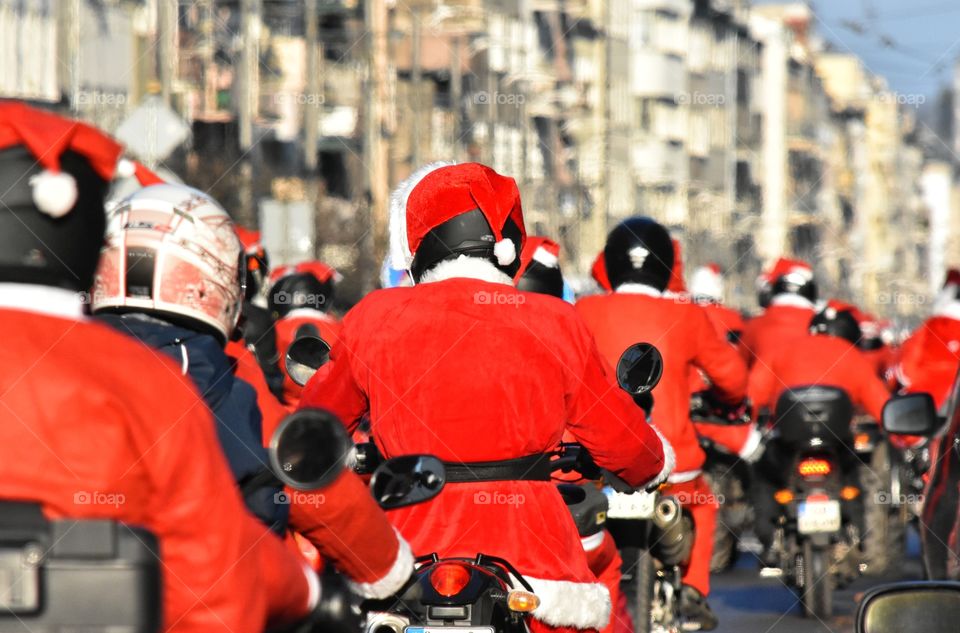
[365,0,389,280]
[199,0,216,115]
[304,0,319,172]
[157,0,177,105]
[411,8,422,168]
[451,34,462,161]
[237,0,261,228]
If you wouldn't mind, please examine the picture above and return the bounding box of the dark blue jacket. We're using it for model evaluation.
[97,313,287,530]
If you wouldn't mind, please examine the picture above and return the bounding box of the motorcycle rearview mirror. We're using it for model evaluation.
[370,455,446,510]
[881,393,939,437]
[286,335,331,387]
[269,409,351,491]
[616,342,664,395]
[856,581,960,633]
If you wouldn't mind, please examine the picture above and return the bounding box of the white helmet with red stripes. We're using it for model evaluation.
[92,184,244,342]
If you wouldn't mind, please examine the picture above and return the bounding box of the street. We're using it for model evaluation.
[711,533,923,632]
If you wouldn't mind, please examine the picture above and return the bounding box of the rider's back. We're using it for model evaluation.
[0,307,292,632]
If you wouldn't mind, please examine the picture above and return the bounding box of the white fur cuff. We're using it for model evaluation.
[347,530,415,599]
[522,575,612,629]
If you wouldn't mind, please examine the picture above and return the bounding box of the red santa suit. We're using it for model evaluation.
[0,291,315,633]
[575,285,748,596]
[898,311,960,409]
[0,103,314,633]
[301,163,670,633]
[748,333,889,421]
[740,258,817,367]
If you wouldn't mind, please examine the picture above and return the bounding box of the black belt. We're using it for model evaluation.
[443,454,553,483]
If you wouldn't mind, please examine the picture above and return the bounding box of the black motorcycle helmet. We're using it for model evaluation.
[269,271,335,319]
[409,209,523,282]
[810,308,861,345]
[514,237,564,299]
[0,145,109,292]
[603,216,674,292]
[769,259,818,304]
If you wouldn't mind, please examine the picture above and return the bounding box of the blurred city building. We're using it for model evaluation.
[0,0,952,317]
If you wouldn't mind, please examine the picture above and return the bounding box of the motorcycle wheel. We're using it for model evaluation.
[801,540,833,618]
[860,443,905,576]
[620,547,655,633]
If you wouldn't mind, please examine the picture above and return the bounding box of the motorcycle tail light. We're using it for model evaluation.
[774,489,794,504]
[840,486,860,500]
[429,563,471,597]
[854,433,872,451]
[797,457,832,478]
[507,590,541,613]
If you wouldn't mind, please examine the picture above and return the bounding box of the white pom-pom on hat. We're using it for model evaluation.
[29,170,78,218]
[494,238,516,266]
[115,158,137,179]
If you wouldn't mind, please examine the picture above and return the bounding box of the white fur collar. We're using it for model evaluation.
[770,294,815,309]
[935,300,960,321]
[0,283,86,320]
[614,283,662,297]
[418,256,513,285]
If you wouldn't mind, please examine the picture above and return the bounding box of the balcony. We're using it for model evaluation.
[631,50,685,99]
[632,139,687,185]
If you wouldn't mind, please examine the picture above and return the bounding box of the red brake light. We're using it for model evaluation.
[430,563,471,597]
[798,458,832,478]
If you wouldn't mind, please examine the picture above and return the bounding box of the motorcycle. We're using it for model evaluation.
[691,392,756,573]
[279,339,668,633]
[761,386,863,618]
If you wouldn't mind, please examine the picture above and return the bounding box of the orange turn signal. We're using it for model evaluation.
[774,489,794,505]
[840,486,860,500]
[507,590,541,613]
[853,433,871,451]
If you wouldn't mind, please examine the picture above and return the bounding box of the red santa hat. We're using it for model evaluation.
[0,100,124,217]
[944,268,960,288]
[271,260,340,285]
[666,239,687,294]
[591,250,612,292]
[514,236,560,281]
[767,257,814,285]
[690,263,724,301]
[235,226,264,255]
[115,158,165,187]
[388,162,526,270]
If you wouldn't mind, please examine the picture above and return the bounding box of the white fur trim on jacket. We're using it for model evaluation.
[646,424,675,488]
[517,575,611,629]
[0,283,85,320]
[347,531,415,599]
[614,283,662,297]
[738,425,765,463]
[770,294,815,309]
[667,469,702,484]
[934,299,960,321]
[388,161,457,270]
[418,255,514,286]
[580,531,606,552]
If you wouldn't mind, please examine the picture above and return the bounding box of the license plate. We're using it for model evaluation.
[403,626,493,633]
[797,499,841,534]
[604,488,656,519]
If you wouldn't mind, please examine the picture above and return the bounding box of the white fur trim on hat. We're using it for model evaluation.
[532,246,559,268]
[347,530,415,599]
[493,238,516,266]
[517,575,611,629]
[30,170,78,218]
[388,161,457,270]
[690,266,723,301]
